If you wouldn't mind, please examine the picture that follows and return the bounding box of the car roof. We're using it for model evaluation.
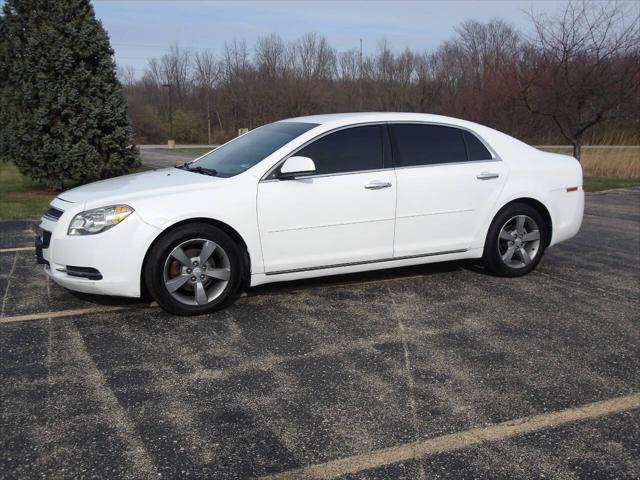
[280,112,480,129]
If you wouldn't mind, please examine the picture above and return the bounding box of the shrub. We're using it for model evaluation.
[0,0,139,189]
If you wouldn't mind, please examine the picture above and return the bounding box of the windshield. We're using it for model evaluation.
[189,121,318,177]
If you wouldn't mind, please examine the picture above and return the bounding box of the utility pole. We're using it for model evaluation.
[359,38,363,111]
[162,83,174,147]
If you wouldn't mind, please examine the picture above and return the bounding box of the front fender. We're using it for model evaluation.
[131,178,265,276]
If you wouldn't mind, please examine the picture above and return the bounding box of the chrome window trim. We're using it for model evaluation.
[259,120,501,182]
[265,248,467,275]
[260,166,394,183]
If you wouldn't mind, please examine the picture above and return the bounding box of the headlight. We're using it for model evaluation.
[68,205,134,235]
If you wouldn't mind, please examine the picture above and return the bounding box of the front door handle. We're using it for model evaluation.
[364,180,392,190]
[476,172,499,180]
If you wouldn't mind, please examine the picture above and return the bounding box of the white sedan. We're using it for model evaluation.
[36,113,584,315]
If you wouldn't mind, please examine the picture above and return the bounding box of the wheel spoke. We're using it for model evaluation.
[516,215,526,235]
[523,230,540,242]
[502,245,516,263]
[519,247,532,265]
[195,281,208,305]
[199,241,217,265]
[205,268,230,281]
[171,246,192,267]
[165,275,190,293]
[499,229,515,241]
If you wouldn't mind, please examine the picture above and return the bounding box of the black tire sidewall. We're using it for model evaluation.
[483,203,547,277]
[145,223,243,315]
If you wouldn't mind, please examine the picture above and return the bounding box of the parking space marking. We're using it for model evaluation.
[388,286,426,479]
[1,252,18,317]
[0,305,153,324]
[0,272,428,324]
[0,246,35,253]
[262,393,640,480]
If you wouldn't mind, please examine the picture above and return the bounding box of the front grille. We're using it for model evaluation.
[43,206,64,222]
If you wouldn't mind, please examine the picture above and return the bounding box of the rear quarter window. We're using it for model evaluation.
[463,130,493,161]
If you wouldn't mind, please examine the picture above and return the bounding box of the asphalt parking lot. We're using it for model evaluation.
[1,189,639,479]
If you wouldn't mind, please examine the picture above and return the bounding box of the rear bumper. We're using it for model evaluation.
[549,187,584,247]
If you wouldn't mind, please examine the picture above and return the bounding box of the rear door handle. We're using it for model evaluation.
[476,172,499,180]
[364,180,392,190]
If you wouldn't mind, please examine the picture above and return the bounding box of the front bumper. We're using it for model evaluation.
[39,201,162,298]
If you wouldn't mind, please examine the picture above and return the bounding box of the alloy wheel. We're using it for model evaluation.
[162,238,231,306]
[497,215,541,268]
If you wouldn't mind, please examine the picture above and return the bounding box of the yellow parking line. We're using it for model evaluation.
[0,246,35,253]
[261,393,640,480]
[0,304,154,324]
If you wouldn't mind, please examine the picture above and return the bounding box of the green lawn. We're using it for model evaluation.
[583,176,640,192]
[0,162,55,220]
[1,161,639,220]
[174,147,214,156]
[0,162,152,220]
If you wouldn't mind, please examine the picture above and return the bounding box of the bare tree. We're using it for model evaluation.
[193,50,221,143]
[521,1,640,160]
[293,33,337,81]
[117,65,137,88]
[219,40,254,128]
[255,34,288,79]
[121,25,638,147]
[147,43,192,105]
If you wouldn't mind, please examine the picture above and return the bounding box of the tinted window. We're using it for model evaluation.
[390,124,467,167]
[463,130,493,161]
[295,125,383,175]
[193,121,317,177]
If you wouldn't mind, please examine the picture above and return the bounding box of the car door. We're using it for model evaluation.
[390,123,508,257]
[257,124,397,273]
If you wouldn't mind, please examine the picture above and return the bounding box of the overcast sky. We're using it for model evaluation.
[0,0,588,75]
[89,0,585,76]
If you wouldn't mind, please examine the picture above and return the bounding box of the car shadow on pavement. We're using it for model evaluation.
[68,260,467,307]
[68,290,152,306]
[247,260,466,297]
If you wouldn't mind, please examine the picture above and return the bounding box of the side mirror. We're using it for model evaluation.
[279,156,316,179]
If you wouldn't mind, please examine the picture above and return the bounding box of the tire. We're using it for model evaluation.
[144,223,243,315]
[482,202,548,277]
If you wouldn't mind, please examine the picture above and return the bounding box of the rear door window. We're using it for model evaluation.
[390,124,492,166]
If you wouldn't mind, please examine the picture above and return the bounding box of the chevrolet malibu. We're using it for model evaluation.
[37,113,584,315]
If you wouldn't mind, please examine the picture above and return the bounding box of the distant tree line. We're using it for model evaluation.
[121,1,639,160]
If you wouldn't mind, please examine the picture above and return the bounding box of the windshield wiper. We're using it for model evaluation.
[175,163,218,177]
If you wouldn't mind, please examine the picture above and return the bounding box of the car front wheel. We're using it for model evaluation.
[482,203,548,277]
[145,223,242,315]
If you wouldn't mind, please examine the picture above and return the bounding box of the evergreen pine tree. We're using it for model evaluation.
[0,0,139,189]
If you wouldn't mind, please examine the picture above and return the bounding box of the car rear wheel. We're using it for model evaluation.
[145,223,242,315]
[482,203,548,277]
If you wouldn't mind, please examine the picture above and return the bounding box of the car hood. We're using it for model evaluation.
[57,168,220,205]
